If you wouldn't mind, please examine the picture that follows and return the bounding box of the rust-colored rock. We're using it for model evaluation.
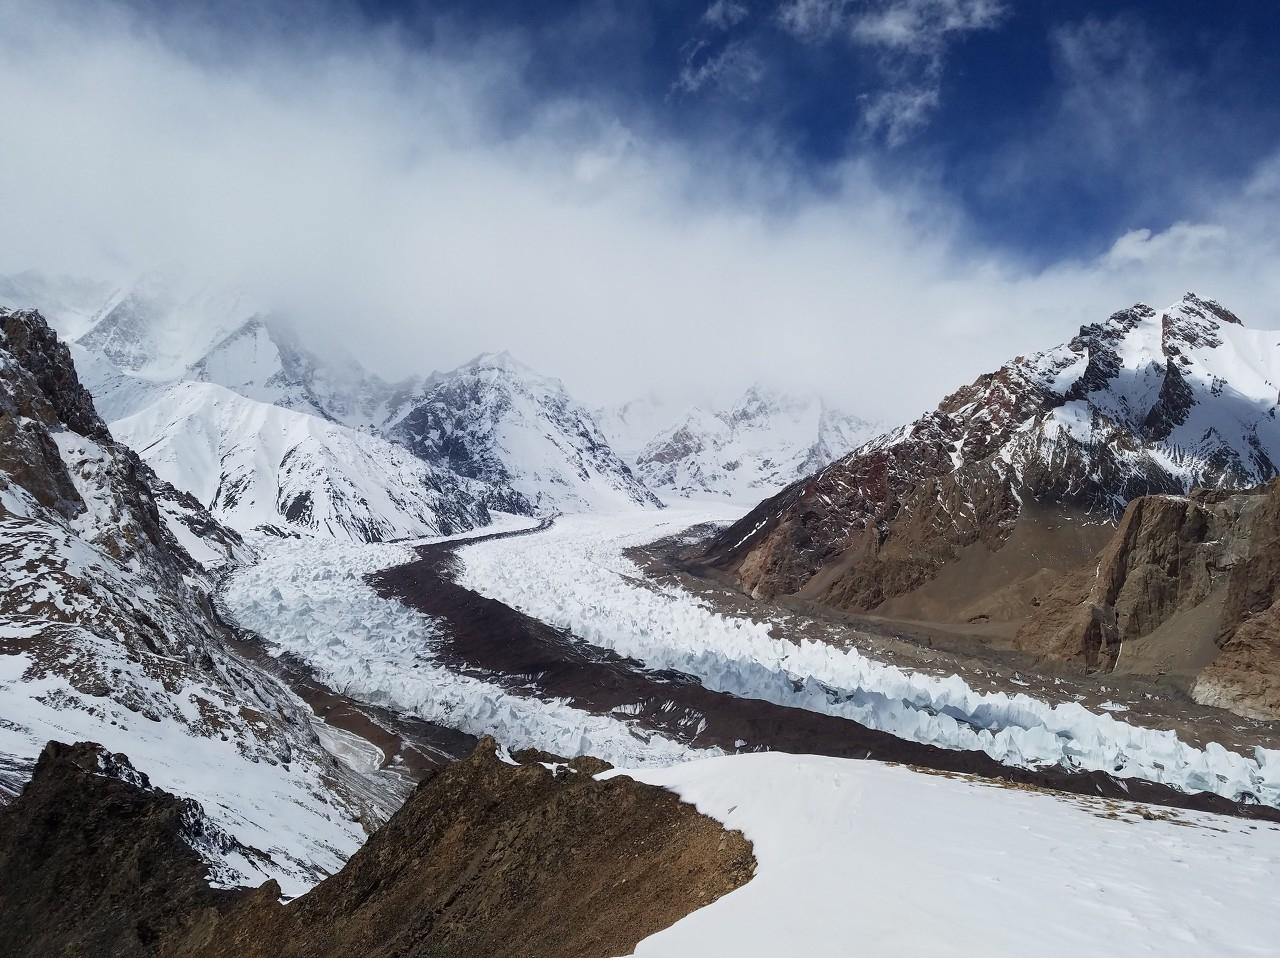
[0,738,755,958]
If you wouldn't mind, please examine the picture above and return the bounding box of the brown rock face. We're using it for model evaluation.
[698,296,1272,625]
[0,739,755,958]
[0,742,236,958]
[1016,490,1253,669]
[1017,481,1280,718]
[1194,482,1280,718]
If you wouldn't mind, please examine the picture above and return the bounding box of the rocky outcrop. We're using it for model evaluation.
[1016,489,1258,668]
[1017,480,1280,718]
[699,295,1280,621]
[0,742,245,958]
[0,739,755,958]
[1192,482,1280,718]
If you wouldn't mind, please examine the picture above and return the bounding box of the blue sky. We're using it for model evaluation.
[339,0,1280,263]
[2,0,1279,414]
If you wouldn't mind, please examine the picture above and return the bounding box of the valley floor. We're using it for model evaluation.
[210,503,1280,953]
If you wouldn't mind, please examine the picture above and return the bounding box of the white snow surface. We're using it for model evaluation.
[0,641,364,899]
[614,751,1280,957]
[219,517,700,768]
[456,508,1280,806]
[615,386,880,502]
[105,378,487,542]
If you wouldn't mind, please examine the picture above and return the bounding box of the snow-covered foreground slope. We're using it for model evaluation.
[616,752,1280,957]
[106,379,489,541]
[0,307,372,897]
[219,518,697,768]
[456,509,1280,806]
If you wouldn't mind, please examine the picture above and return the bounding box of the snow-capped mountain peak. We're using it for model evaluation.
[187,315,414,429]
[389,352,661,515]
[621,386,880,502]
[705,294,1280,610]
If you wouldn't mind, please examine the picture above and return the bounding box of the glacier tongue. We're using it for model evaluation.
[219,522,701,769]
[455,508,1280,807]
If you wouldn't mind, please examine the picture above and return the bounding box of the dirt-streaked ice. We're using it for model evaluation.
[219,519,700,770]
[456,508,1280,807]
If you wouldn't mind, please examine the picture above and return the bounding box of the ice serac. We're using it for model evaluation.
[626,386,879,501]
[0,307,377,892]
[104,376,490,542]
[387,351,662,515]
[187,316,416,429]
[702,295,1280,619]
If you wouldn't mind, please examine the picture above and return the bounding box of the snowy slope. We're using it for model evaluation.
[108,379,490,542]
[456,509,1280,807]
[618,752,1280,957]
[187,316,415,429]
[627,386,880,501]
[76,273,261,380]
[388,352,662,515]
[0,307,375,895]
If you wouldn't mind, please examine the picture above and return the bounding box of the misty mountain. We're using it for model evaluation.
[605,387,879,502]
[187,315,417,430]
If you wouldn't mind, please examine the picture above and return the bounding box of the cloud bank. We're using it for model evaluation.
[0,0,1278,422]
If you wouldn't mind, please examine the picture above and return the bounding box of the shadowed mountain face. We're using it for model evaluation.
[699,295,1280,625]
[387,352,662,516]
[0,739,755,958]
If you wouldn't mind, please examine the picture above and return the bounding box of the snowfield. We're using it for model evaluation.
[614,752,1280,957]
[0,634,364,899]
[456,508,1280,807]
[219,518,700,769]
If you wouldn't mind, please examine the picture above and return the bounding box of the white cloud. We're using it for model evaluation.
[849,0,1008,54]
[704,0,751,30]
[1,0,1279,423]
[1104,223,1228,267]
[859,85,940,146]
[776,0,849,41]
[777,0,1010,144]
[674,39,766,96]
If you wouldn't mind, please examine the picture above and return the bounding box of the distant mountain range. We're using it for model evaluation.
[0,272,875,538]
[600,387,879,502]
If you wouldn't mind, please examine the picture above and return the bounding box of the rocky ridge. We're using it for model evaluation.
[0,738,754,958]
[0,308,384,890]
[701,295,1280,619]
